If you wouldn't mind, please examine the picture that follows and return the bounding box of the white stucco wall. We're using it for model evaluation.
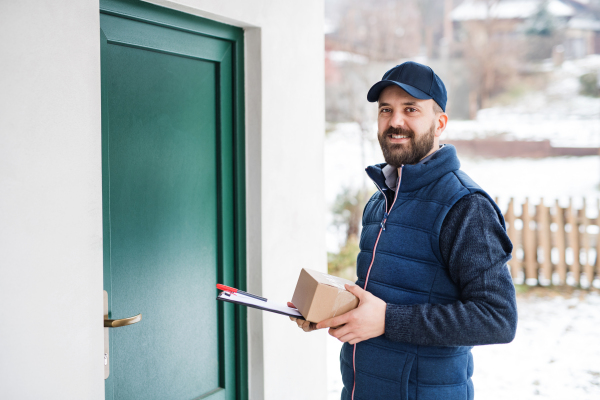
[0,1,326,399]
[0,1,104,398]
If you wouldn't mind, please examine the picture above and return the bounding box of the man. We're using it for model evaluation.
[291,61,517,400]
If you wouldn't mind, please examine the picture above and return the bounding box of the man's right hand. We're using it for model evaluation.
[287,302,319,332]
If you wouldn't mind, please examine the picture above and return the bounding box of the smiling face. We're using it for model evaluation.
[377,85,447,168]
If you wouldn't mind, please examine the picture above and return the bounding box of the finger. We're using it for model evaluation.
[337,332,357,343]
[289,316,296,322]
[301,320,314,332]
[287,302,296,308]
[344,283,365,299]
[317,313,348,330]
[328,324,350,339]
[304,322,317,332]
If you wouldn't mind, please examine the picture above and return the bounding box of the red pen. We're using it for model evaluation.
[216,284,267,302]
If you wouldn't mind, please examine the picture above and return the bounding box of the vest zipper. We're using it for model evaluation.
[352,169,401,400]
[365,173,400,288]
[371,181,390,231]
[380,212,389,230]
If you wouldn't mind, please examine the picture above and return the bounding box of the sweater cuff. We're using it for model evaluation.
[385,304,415,343]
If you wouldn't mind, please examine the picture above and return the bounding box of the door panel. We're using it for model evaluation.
[101,2,245,399]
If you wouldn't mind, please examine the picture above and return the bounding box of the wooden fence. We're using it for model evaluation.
[502,197,600,288]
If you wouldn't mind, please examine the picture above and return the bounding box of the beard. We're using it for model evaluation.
[377,122,436,168]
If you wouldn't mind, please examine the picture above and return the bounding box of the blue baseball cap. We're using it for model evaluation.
[367,61,447,112]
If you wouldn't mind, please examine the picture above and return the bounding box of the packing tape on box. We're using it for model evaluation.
[324,275,346,290]
[324,275,349,317]
[332,293,345,317]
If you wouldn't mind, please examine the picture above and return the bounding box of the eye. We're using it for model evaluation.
[405,107,418,113]
[379,107,391,113]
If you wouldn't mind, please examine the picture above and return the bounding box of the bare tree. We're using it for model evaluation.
[331,0,423,61]
[456,0,525,114]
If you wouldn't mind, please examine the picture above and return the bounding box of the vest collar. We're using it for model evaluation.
[365,144,461,193]
[365,162,391,195]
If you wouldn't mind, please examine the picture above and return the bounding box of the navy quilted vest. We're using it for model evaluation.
[340,145,505,400]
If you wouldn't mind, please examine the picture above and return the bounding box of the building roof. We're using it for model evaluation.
[451,0,575,21]
[568,16,600,30]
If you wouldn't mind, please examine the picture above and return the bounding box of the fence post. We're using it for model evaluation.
[553,200,567,285]
[505,197,520,280]
[567,198,581,286]
[596,199,600,284]
[580,199,593,286]
[537,199,552,284]
[522,198,537,284]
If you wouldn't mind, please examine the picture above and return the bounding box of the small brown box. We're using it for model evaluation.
[291,268,359,323]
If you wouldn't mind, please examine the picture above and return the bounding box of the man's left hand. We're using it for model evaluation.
[316,284,386,344]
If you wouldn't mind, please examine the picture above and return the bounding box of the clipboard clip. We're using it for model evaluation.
[216,283,267,302]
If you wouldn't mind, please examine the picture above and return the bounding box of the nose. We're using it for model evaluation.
[390,110,406,129]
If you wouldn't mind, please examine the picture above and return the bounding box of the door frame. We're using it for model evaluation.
[100,0,247,398]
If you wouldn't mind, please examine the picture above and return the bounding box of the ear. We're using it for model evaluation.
[435,112,448,138]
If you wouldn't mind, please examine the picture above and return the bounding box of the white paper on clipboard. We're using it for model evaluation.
[217,291,304,319]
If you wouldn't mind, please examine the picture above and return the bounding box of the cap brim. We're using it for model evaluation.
[367,80,432,102]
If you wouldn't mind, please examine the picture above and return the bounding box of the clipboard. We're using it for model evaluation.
[216,290,305,320]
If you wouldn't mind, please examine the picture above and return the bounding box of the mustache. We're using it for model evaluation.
[384,126,414,138]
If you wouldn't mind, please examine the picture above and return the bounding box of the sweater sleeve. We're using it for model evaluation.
[384,193,518,346]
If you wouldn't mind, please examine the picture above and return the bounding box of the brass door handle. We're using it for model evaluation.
[103,291,142,379]
[104,313,142,328]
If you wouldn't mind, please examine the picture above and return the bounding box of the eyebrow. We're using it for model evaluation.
[379,101,419,107]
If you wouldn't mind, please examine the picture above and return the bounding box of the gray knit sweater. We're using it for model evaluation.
[384,192,518,346]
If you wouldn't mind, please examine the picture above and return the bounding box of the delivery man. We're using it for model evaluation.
[290,61,517,400]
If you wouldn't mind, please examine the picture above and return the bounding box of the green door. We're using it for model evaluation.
[101,1,246,399]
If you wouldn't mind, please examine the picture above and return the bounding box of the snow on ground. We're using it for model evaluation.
[472,289,600,400]
[459,156,600,214]
[326,290,600,400]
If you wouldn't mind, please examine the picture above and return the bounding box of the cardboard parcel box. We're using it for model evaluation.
[291,268,359,323]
